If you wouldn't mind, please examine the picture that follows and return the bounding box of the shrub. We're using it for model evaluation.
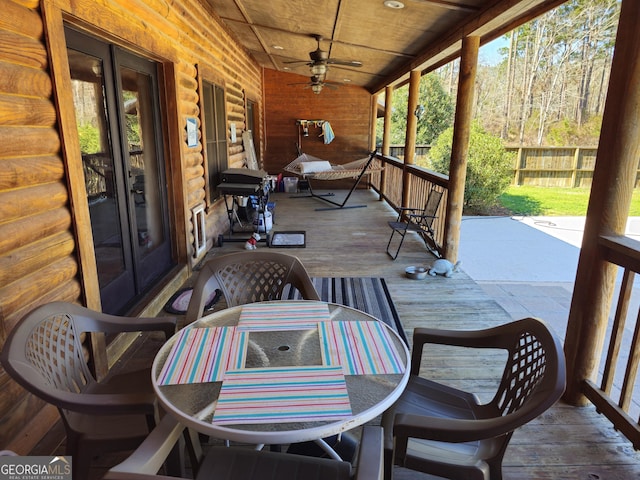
[78,123,101,154]
[429,122,514,214]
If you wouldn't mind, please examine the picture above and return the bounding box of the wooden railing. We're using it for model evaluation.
[369,154,449,257]
[582,234,640,449]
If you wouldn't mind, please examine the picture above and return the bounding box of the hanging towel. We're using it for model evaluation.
[322,121,335,144]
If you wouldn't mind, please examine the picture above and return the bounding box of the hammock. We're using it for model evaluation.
[283,151,381,210]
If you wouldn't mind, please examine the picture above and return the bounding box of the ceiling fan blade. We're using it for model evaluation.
[308,34,362,67]
[327,59,362,67]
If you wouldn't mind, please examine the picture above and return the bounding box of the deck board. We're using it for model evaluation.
[32,189,640,479]
[251,190,640,479]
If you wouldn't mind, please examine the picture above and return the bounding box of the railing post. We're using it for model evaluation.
[564,0,640,406]
[443,36,479,262]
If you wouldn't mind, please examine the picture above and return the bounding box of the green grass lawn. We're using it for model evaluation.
[498,186,640,216]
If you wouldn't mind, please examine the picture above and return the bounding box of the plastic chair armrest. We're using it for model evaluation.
[54,390,158,415]
[393,403,548,444]
[410,327,505,374]
[412,326,507,349]
[393,413,498,444]
[93,315,177,339]
[355,426,384,480]
[105,415,186,478]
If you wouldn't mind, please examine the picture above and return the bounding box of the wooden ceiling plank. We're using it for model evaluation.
[230,0,281,70]
[211,0,572,93]
[222,18,416,60]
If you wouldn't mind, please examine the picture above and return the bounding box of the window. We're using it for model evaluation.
[202,81,228,201]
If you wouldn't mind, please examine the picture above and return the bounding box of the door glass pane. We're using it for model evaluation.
[69,49,126,289]
[120,67,165,260]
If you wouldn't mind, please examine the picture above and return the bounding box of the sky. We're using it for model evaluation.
[479,37,509,66]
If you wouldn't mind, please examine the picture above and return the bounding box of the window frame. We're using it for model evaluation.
[198,69,228,209]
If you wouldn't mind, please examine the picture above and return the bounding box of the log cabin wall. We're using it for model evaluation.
[0,0,262,452]
[263,69,373,188]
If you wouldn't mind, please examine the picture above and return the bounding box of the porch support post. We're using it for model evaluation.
[563,0,640,405]
[380,86,394,200]
[370,93,379,153]
[402,70,421,208]
[382,86,393,157]
[443,36,479,262]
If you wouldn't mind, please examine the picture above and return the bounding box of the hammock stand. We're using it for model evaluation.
[284,151,380,210]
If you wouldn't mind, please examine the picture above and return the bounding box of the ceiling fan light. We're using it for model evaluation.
[311,84,323,94]
[383,0,404,9]
[310,63,327,76]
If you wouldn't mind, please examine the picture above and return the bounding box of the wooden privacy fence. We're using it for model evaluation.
[510,146,599,188]
[388,145,640,188]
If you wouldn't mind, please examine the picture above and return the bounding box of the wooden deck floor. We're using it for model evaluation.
[34,188,640,479]
[213,189,640,479]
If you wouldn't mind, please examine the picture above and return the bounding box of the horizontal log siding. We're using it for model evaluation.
[0,0,262,452]
[0,0,79,450]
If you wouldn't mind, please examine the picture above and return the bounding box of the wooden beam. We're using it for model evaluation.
[564,0,640,406]
[414,0,480,13]
[444,36,479,263]
[41,2,100,310]
[41,2,109,379]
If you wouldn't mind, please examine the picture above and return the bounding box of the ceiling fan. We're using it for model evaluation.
[285,34,363,77]
[288,75,340,94]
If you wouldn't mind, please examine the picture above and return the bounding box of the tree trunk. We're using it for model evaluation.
[502,30,516,140]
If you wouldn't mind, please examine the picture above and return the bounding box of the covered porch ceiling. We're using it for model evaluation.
[206,0,568,94]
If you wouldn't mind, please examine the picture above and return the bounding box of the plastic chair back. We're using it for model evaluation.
[185,251,319,325]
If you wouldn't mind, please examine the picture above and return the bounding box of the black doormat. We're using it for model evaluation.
[269,231,306,248]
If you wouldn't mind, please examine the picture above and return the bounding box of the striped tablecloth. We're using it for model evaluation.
[319,320,405,375]
[156,302,405,423]
[237,301,330,330]
[156,326,246,385]
[212,366,352,424]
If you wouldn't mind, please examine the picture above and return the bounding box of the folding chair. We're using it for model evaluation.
[386,188,443,260]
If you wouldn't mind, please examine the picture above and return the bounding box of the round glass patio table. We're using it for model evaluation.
[152,300,409,451]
